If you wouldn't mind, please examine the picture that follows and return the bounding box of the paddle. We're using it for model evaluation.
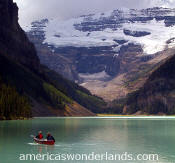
[30,135,35,138]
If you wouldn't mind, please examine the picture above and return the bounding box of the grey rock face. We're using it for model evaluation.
[26,7,175,82]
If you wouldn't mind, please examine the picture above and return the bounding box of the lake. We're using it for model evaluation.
[0,117,175,162]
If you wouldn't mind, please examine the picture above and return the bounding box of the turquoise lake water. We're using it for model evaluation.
[0,117,175,163]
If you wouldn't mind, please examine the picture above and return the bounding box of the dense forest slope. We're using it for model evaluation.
[0,0,105,120]
[125,53,175,115]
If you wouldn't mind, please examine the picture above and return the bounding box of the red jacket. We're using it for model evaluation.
[36,133,43,139]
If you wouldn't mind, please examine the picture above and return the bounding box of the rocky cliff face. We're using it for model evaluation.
[26,7,175,101]
[0,0,40,71]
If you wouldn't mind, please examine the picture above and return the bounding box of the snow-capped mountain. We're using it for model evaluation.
[28,7,175,55]
[27,7,175,100]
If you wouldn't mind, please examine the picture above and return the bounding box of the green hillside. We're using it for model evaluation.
[0,50,105,119]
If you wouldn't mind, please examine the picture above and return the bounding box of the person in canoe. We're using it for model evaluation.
[46,132,55,142]
[36,131,43,139]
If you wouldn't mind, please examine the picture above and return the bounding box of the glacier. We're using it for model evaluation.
[26,7,175,55]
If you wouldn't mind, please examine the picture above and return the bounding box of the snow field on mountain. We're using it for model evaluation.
[43,13,175,54]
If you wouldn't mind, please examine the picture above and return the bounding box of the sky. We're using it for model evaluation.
[13,0,175,28]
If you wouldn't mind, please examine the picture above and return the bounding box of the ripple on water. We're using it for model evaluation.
[27,143,40,146]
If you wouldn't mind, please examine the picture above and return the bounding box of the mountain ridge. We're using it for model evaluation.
[0,0,40,72]
[0,0,108,120]
[26,7,175,102]
[125,52,175,115]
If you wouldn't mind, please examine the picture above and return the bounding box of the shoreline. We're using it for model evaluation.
[97,114,172,117]
[1,114,175,121]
